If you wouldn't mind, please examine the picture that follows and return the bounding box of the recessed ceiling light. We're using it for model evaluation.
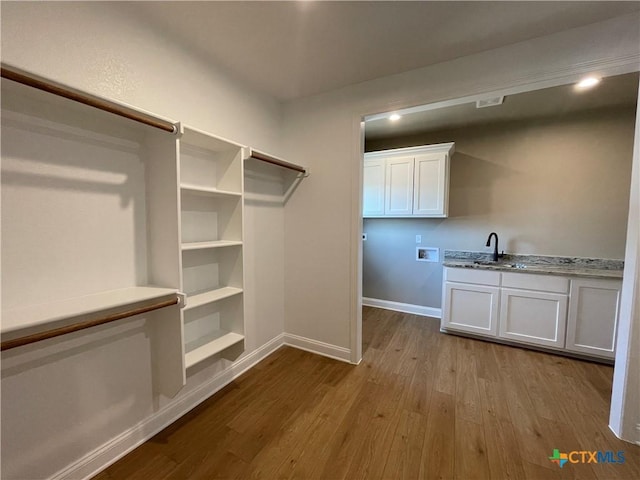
[576,76,601,89]
[389,114,401,121]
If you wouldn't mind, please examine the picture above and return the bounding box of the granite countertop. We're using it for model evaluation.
[443,251,624,280]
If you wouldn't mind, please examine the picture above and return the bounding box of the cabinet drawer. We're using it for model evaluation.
[501,272,569,293]
[445,267,501,286]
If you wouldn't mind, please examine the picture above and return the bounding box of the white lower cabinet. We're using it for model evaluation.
[442,267,621,361]
[497,272,569,349]
[443,282,500,336]
[442,267,500,337]
[566,278,622,359]
[498,288,568,349]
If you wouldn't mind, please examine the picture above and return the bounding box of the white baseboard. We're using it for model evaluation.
[283,333,352,363]
[362,297,441,319]
[54,334,286,480]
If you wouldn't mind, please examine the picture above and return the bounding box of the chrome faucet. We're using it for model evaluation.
[486,232,500,262]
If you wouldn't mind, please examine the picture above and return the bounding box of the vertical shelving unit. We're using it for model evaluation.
[178,126,246,369]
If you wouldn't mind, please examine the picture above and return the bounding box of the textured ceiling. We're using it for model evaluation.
[126,1,640,101]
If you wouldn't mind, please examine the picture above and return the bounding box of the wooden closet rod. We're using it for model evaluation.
[1,64,178,134]
[0,298,179,352]
[249,150,308,175]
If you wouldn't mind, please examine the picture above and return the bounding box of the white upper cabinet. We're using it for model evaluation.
[385,156,414,215]
[413,152,449,216]
[363,143,454,218]
[362,159,386,216]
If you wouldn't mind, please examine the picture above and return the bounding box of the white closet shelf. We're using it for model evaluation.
[181,240,243,251]
[180,183,242,198]
[184,287,243,311]
[1,286,178,334]
[184,330,244,368]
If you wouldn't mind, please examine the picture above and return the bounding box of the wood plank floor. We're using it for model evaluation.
[94,307,640,479]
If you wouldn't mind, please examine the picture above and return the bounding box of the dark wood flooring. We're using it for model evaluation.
[94,306,640,479]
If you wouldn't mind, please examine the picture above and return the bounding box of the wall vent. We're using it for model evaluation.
[476,96,505,108]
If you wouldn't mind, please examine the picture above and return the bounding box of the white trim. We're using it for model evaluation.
[609,74,640,444]
[350,118,366,364]
[362,297,441,319]
[52,334,285,480]
[283,333,352,363]
[364,142,455,159]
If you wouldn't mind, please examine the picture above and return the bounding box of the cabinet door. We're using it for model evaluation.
[499,288,567,349]
[362,159,386,216]
[413,152,448,216]
[442,282,499,337]
[385,156,414,215]
[566,278,621,359]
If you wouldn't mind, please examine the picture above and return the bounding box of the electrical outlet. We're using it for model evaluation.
[416,235,422,244]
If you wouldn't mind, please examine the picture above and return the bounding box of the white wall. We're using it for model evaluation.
[281,13,640,359]
[0,2,282,152]
[1,3,286,479]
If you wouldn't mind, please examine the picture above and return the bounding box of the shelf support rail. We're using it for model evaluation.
[247,149,309,177]
[1,63,178,134]
[1,298,180,352]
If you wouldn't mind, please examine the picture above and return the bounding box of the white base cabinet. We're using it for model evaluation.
[499,288,567,349]
[566,278,622,359]
[442,268,500,337]
[442,267,621,361]
[443,283,500,336]
[497,272,569,349]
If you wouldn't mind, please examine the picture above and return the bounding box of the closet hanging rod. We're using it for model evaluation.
[248,149,308,175]
[0,297,179,352]
[1,63,178,134]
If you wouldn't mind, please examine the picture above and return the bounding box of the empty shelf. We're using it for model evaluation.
[184,287,243,311]
[181,240,243,251]
[180,183,242,198]
[184,330,244,368]
[1,286,178,334]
